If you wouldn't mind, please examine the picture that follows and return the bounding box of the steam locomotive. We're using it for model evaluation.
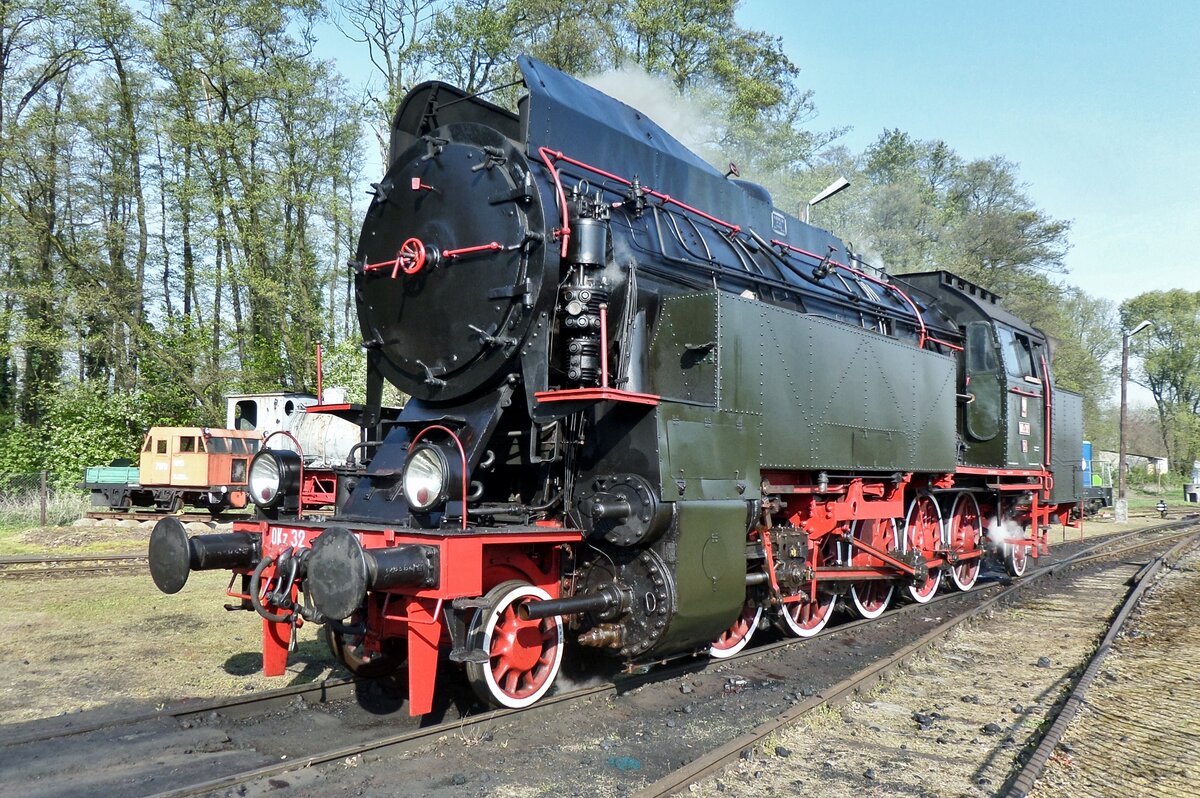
[149,57,1083,715]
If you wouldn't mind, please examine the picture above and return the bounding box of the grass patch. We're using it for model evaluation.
[0,521,154,557]
[0,570,341,723]
[0,487,89,528]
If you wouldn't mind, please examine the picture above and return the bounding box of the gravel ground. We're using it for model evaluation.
[689,559,1156,797]
[0,513,1187,797]
[1028,548,1200,797]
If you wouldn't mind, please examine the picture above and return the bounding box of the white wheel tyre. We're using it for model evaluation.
[849,582,895,619]
[465,581,564,709]
[709,603,763,659]
[903,493,943,604]
[778,594,837,638]
[947,493,983,591]
[1005,543,1029,577]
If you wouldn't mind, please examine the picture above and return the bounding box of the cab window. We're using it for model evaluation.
[997,326,1036,379]
[234,400,258,431]
[207,436,229,454]
[966,322,999,373]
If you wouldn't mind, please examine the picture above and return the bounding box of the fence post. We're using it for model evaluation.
[40,470,47,527]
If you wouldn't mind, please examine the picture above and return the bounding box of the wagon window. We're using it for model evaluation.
[178,436,196,453]
[143,437,152,453]
[230,438,247,454]
[156,439,167,454]
[247,439,261,453]
[196,438,206,453]
[207,437,229,454]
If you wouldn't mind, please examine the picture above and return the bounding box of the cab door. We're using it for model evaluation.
[997,326,1044,468]
[963,321,1003,442]
[171,433,207,486]
[139,432,172,487]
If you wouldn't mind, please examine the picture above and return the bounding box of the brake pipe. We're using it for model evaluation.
[771,239,933,350]
[538,148,742,236]
[250,555,292,623]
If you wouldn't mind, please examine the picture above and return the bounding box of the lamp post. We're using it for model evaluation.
[802,177,850,224]
[1116,319,1154,523]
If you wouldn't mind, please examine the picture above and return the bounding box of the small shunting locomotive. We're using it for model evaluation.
[149,57,1083,715]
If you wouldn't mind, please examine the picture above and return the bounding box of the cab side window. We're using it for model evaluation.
[997,326,1036,379]
[967,322,999,374]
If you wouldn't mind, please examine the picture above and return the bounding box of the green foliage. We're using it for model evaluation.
[0,424,47,477]
[0,382,191,487]
[1121,290,1200,475]
[43,383,183,486]
[321,338,407,407]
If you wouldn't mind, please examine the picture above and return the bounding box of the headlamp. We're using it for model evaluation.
[403,444,450,511]
[249,449,302,508]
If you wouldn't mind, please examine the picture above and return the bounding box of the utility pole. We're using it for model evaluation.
[1116,319,1154,523]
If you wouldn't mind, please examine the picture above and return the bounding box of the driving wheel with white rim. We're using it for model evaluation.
[946,492,983,591]
[777,536,838,638]
[1005,539,1030,577]
[903,493,943,603]
[709,596,763,659]
[466,580,564,709]
[847,518,898,619]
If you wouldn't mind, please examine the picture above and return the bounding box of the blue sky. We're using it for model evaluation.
[316,2,1198,307]
[737,0,1199,306]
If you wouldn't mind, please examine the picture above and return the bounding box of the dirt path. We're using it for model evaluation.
[1028,550,1200,797]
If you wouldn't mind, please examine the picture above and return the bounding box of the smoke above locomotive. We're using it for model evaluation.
[149,56,1084,716]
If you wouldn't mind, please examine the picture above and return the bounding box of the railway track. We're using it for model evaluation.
[639,518,1200,797]
[0,675,360,749]
[3,518,1194,798]
[84,510,248,523]
[0,552,149,579]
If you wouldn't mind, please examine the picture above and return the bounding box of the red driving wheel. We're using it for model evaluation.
[399,237,427,275]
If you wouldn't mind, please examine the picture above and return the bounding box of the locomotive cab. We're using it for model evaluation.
[901,271,1054,470]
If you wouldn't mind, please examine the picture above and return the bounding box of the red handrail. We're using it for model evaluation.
[538,148,742,236]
